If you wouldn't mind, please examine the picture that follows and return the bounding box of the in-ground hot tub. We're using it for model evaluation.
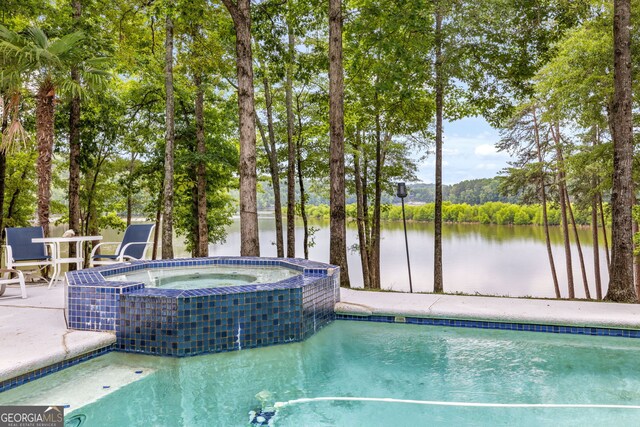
[66,257,339,357]
[104,264,301,289]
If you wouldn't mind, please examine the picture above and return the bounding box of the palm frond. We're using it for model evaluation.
[0,24,22,47]
[87,69,111,77]
[0,40,24,64]
[84,57,111,69]
[0,70,24,92]
[49,31,84,56]
[21,46,58,69]
[82,71,108,92]
[59,79,85,100]
[26,27,48,50]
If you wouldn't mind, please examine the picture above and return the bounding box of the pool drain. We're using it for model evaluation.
[64,414,86,427]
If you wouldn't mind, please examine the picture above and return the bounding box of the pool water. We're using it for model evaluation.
[104,265,300,289]
[3,321,640,426]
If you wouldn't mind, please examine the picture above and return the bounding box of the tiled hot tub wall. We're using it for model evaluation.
[302,274,339,339]
[66,257,340,357]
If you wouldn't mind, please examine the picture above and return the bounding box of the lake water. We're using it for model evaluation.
[61,217,608,299]
[205,216,608,299]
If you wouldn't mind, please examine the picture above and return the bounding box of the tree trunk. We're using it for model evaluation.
[0,95,7,236]
[83,161,104,264]
[632,193,640,301]
[599,194,611,269]
[68,86,81,267]
[87,194,99,263]
[532,107,560,298]
[592,194,603,300]
[565,186,591,299]
[295,98,309,259]
[195,75,209,257]
[36,78,56,237]
[635,229,640,302]
[286,26,296,258]
[552,125,574,299]
[68,0,82,268]
[361,135,372,287]
[161,13,175,259]
[558,178,574,298]
[607,0,635,302]
[190,173,199,258]
[126,152,135,226]
[433,7,444,293]
[259,78,283,257]
[328,0,350,286]
[222,0,260,256]
[593,127,611,278]
[368,109,383,290]
[84,149,109,265]
[296,144,309,259]
[152,198,161,260]
[353,132,371,289]
[0,152,5,232]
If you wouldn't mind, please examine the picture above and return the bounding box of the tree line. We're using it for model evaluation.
[256,178,519,208]
[304,201,605,227]
[0,0,637,302]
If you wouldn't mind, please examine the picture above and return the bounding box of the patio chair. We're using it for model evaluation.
[0,268,27,299]
[90,223,155,266]
[4,226,57,288]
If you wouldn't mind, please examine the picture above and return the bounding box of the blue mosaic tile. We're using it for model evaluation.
[335,314,640,340]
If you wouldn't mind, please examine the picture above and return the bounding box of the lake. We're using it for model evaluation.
[60,217,608,299]
[206,216,608,299]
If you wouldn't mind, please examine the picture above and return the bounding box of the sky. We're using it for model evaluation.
[416,116,513,185]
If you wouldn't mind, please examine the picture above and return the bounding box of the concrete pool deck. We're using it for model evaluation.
[0,282,115,383]
[337,288,640,329]
[2,283,640,387]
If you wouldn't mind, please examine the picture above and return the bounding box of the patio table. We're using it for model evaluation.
[31,235,102,288]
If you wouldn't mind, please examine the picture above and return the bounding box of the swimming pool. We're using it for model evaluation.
[2,321,640,426]
[104,265,300,289]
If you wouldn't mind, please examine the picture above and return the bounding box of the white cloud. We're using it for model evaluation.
[415,116,514,184]
[474,144,501,157]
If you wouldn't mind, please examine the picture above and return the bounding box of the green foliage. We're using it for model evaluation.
[98,212,127,231]
[2,150,36,227]
[305,201,601,227]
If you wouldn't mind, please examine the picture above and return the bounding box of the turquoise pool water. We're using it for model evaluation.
[3,321,640,426]
[104,265,300,289]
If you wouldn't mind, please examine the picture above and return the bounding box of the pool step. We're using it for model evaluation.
[0,356,154,411]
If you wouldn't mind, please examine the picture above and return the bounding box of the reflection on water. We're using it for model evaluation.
[52,217,608,298]
[208,217,608,299]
